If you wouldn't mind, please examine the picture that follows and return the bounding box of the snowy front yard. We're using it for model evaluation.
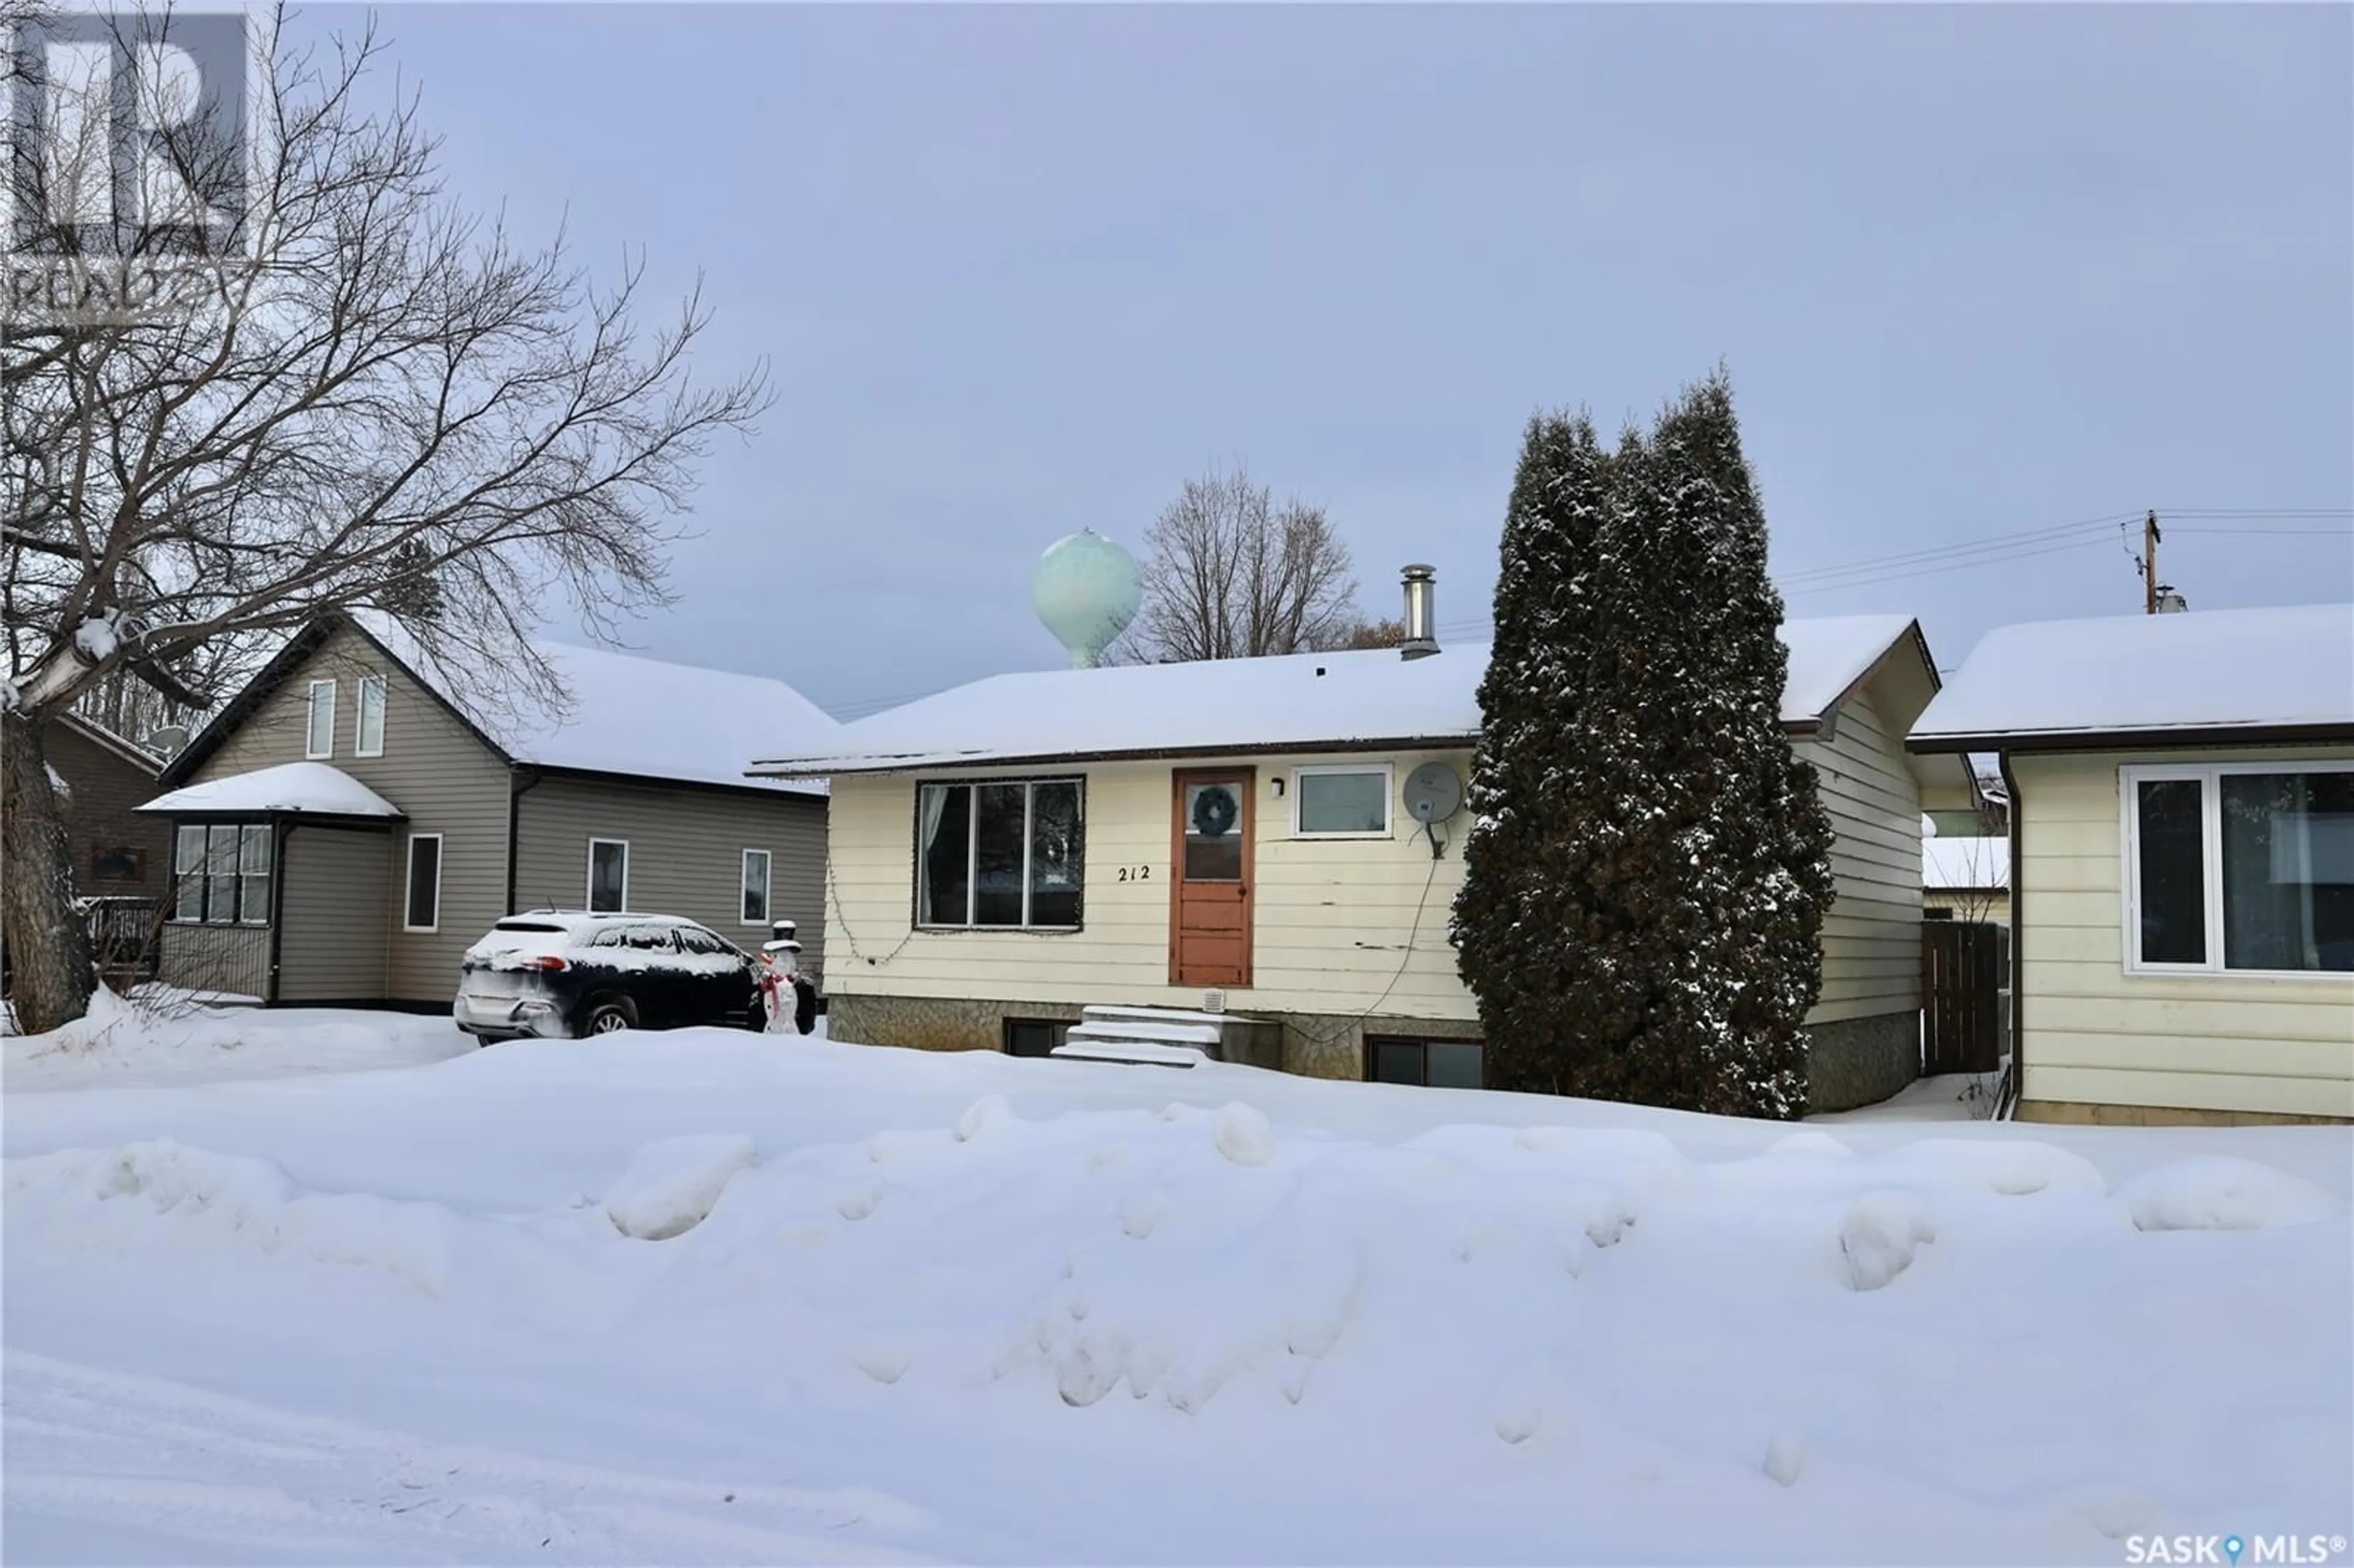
[5,1009,2349,1566]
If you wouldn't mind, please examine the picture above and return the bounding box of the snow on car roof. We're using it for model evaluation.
[1911,603,2354,748]
[358,614,836,796]
[748,614,1923,775]
[139,761,403,818]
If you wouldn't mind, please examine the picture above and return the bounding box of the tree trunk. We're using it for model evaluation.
[2,712,97,1033]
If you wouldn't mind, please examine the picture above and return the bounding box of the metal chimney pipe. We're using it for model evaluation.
[1400,565,1438,660]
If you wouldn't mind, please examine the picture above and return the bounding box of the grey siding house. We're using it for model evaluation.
[139,615,834,1008]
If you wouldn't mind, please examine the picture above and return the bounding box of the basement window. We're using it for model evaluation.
[1366,1035,1485,1090]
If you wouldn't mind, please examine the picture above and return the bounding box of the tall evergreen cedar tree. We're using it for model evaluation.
[1452,373,1836,1118]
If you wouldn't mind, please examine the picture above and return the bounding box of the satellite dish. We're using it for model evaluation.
[1402,761,1463,826]
[143,724,189,758]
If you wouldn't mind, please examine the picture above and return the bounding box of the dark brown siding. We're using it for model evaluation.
[48,721,169,899]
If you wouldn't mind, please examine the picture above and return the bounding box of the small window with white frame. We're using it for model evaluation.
[403,833,443,932]
[1292,763,1393,838]
[2123,761,2354,976]
[741,848,771,926]
[587,838,630,914]
[305,679,337,759]
[355,675,387,757]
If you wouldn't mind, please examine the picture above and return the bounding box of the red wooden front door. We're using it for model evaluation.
[1170,769,1254,988]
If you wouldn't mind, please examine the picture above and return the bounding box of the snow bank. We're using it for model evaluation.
[4,995,471,1090]
[6,1139,452,1293]
[2118,1155,2342,1231]
[601,1135,758,1240]
[4,1027,2349,1567]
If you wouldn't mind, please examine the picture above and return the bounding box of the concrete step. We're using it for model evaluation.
[1050,1039,1208,1069]
[1082,1004,1262,1029]
[1065,1019,1223,1048]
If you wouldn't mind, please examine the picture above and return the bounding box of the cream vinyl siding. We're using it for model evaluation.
[514,774,828,984]
[826,728,1919,1027]
[2013,745,2354,1119]
[1792,686,1924,1026]
[826,750,1478,1021]
[277,824,392,1001]
[186,625,511,1002]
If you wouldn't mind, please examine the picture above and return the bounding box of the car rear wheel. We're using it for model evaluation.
[580,995,636,1037]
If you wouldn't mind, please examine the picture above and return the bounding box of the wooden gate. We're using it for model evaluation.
[1921,921,2003,1075]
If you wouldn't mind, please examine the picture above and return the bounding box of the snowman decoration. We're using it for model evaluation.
[758,919,817,1035]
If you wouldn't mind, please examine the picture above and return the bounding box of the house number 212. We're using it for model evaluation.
[1115,866,1152,882]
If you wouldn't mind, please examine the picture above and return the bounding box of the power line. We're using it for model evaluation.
[1777,511,2140,587]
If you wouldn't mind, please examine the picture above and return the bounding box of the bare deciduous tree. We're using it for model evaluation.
[1119,464,1364,663]
[2,7,770,1031]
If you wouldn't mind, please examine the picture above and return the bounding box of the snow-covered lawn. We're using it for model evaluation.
[5,1007,2349,1566]
[3,988,473,1090]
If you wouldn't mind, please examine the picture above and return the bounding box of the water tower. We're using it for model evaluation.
[1031,528,1141,669]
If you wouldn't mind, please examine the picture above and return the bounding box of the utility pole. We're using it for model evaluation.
[2143,509,2160,615]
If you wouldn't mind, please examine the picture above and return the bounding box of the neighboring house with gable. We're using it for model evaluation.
[749,611,1976,1111]
[138,614,837,1009]
[48,712,172,908]
[1910,603,2353,1126]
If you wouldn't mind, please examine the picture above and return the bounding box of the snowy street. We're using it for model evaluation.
[6,1008,2350,1565]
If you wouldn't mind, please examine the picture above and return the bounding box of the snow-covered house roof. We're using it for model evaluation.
[162,614,837,797]
[1911,603,2354,753]
[750,614,1930,777]
[1923,834,2009,892]
[139,761,403,820]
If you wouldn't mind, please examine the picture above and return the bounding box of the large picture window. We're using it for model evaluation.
[917,778,1084,929]
[2124,764,2354,975]
[173,823,273,926]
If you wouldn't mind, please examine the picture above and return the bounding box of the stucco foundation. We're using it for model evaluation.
[825,994,1076,1054]
[1805,1010,1920,1113]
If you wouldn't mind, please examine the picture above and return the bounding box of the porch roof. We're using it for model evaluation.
[137,761,406,823]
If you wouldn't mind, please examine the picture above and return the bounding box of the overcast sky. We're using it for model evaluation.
[348,4,2352,717]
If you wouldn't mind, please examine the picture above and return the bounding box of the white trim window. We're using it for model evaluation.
[741,848,771,926]
[1292,763,1393,839]
[2122,761,2354,976]
[355,675,387,758]
[403,832,443,933]
[916,778,1084,929]
[305,680,337,759]
[172,823,273,926]
[587,837,630,914]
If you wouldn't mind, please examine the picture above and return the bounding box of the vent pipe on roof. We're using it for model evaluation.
[1400,565,1438,660]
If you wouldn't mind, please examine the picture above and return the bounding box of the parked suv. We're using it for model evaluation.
[455,910,771,1041]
